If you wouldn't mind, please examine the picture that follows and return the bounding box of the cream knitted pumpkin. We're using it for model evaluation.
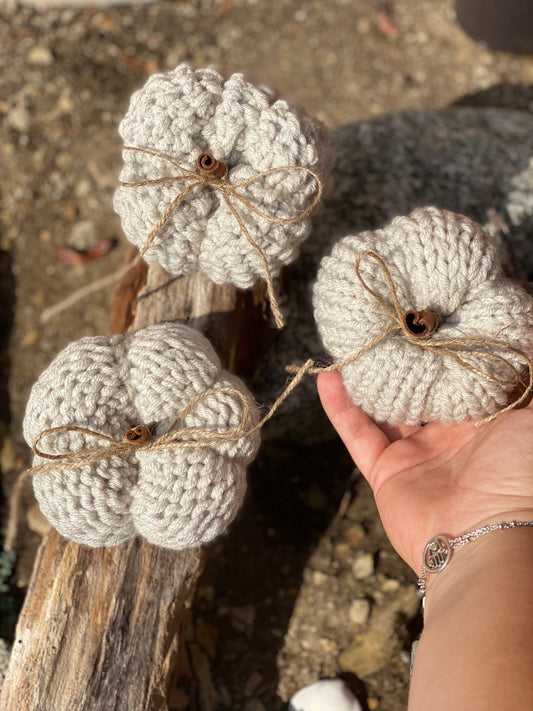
[113,64,330,290]
[23,322,260,549]
[313,207,533,425]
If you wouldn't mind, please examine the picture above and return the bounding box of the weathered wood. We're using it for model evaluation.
[1,262,273,711]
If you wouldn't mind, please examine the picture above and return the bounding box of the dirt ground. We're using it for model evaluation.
[2,1,533,710]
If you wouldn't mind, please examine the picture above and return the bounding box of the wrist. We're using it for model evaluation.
[422,513,533,618]
[410,516,533,710]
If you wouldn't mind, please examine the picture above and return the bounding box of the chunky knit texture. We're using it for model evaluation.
[113,64,330,289]
[23,323,260,549]
[313,207,533,425]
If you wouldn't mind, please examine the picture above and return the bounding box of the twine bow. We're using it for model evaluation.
[120,147,323,329]
[290,251,533,425]
[5,359,314,551]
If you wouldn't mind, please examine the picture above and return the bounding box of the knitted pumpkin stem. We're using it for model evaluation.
[125,425,152,445]
[402,309,438,339]
[196,152,228,180]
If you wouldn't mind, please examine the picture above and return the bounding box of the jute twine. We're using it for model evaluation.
[289,250,533,425]
[119,147,322,328]
[40,148,323,328]
[5,359,314,551]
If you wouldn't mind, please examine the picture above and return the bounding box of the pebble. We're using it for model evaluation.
[303,484,327,510]
[348,598,371,625]
[343,523,365,547]
[8,104,31,133]
[27,45,54,66]
[21,329,39,348]
[56,89,74,114]
[67,219,98,251]
[381,578,401,593]
[230,604,255,632]
[244,700,265,711]
[74,180,92,199]
[312,570,327,585]
[352,552,374,580]
[289,679,362,711]
[367,698,380,710]
[244,672,263,697]
[333,542,353,562]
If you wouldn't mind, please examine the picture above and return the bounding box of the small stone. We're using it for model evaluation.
[244,700,265,711]
[352,552,374,580]
[8,104,31,133]
[21,329,39,348]
[349,598,371,625]
[357,16,371,34]
[289,679,362,711]
[243,671,262,697]
[312,570,327,585]
[67,220,98,251]
[57,89,75,114]
[344,523,365,547]
[230,604,255,632]
[55,152,73,169]
[333,542,352,562]
[318,637,338,654]
[27,45,54,66]
[367,698,379,710]
[381,578,401,593]
[303,484,327,509]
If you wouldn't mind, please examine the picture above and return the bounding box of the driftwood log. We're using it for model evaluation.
[1,256,273,711]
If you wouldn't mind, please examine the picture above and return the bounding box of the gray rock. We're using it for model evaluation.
[254,107,533,443]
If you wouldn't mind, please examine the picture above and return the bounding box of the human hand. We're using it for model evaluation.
[317,370,533,572]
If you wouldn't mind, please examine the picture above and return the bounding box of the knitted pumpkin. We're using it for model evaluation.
[113,64,330,291]
[313,207,533,425]
[23,322,260,549]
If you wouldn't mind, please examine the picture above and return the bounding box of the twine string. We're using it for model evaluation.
[5,359,316,551]
[288,251,533,426]
[120,146,323,329]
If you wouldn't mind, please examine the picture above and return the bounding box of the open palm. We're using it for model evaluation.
[318,370,533,572]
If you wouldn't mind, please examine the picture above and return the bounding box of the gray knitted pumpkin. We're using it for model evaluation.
[23,322,260,549]
[113,64,330,290]
[313,207,533,425]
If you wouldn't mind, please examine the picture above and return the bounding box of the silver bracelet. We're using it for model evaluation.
[417,520,533,598]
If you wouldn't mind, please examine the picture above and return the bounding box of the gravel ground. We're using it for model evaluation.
[2,1,533,710]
